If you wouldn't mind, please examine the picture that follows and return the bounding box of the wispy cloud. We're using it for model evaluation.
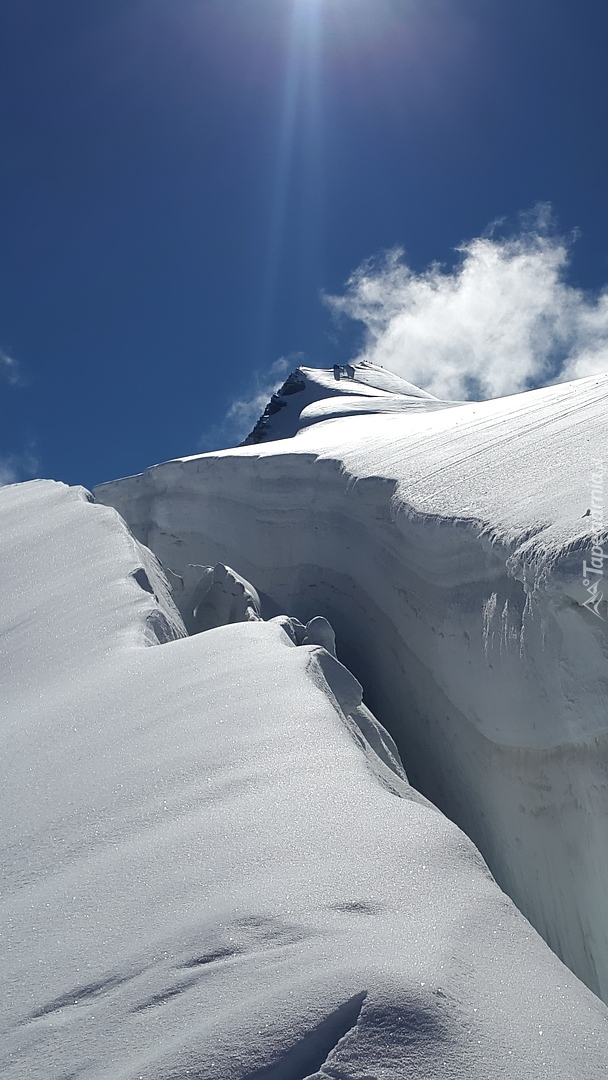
[0,346,22,386]
[325,208,608,400]
[199,355,294,451]
[0,446,38,488]
[0,459,19,487]
[226,356,292,430]
[0,346,35,485]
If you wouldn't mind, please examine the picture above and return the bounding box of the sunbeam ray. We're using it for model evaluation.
[258,0,325,360]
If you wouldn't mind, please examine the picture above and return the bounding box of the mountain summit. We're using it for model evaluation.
[242,359,450,444]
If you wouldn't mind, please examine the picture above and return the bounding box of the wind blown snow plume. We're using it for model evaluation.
[326,216,608,400]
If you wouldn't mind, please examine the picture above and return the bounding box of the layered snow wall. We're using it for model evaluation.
[96,363,608,1003]
[6,480,608,1077]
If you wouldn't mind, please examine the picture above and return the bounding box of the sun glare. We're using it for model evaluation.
[258,0,417,359]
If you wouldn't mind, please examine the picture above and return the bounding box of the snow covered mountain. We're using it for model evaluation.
[3,362,608,1078]
[241,359,452,445]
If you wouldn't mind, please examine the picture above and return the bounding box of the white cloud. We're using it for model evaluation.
[0,346,21,386]
[325,211,608,400]
[215,210,608,455]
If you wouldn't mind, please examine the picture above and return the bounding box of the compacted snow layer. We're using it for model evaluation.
[96,369,608,1003]
[3,480,608,1077]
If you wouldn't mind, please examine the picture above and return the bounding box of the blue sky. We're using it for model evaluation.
[1,0,608,488]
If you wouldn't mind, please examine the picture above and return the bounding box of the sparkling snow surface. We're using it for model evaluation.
[96,363,608,1005]
[3,479,608,1078]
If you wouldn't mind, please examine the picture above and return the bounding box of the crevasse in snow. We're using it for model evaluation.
[3,477,608,1078]
[96,361,608,1003]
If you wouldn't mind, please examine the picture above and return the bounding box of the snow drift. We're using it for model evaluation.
[2,478,608,1079]
[96,361,608,1004]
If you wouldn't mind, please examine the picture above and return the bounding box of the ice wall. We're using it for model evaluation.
[6,480,608,1078]
[95,369,608,1002]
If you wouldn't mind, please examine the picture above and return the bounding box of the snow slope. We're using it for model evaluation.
[3,479,608,1077]
[96,362,608,1003]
